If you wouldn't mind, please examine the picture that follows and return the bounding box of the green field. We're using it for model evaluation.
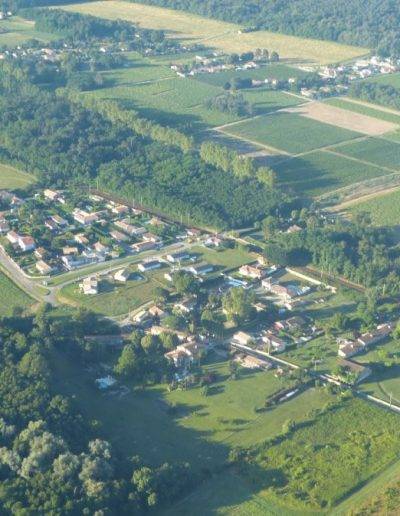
[223,112,362,154]
[0,163,35,190]
[0,16,56,47]
[274,150,390,196]
[61,1,367,65]
[193,64,310,88]
[366,71,400,88]
[0,271,34,316]
[333,137,400,170]
[325,97,400,125]
[348,188,400,226]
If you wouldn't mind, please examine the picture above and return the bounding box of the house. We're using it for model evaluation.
[262,332,286,353]
[43,189,60,201]
[164,341,207,368]
[231,331,253,346]
[166,251,190,263]
[73,209,98,226]
[186,263,214,276]
[150,325,187,341]
[74,233,89,245]
[61,254,97,271]
[34,247,47,260]
[131,241,157,253]
[50,214,68,227]
[0,220,10,233]
[45,219,58,231]
[187,228,201,238]
[36,260,53,275]
[149,216,165,227]
[6,230,20,245]
[336,359,372,384]
[18,236,35,252]
[275,316,307,332]
[204,235,224,248]
[238,264,265,280]
[138,260,162,272]
[142,232,161,243]
[338,340,364,359]
[110,230,128,242]
[133,309,151,325]
[80,276,98,295]
[357,323,393,347]
[114,220,142,236]
[114,268,130,283]
[286,224,302,234]
[174,297,196,313]
[112,204,129,215]
[148,305,167,320]
[93,242,109,255]
[239,355,272,370]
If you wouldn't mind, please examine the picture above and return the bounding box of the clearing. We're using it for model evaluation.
[347,188,400,226]
[60,1,368,64]
[0,163,35,190]
[0,271,35,316]
[286,101,399,136]
[0,15,56,46]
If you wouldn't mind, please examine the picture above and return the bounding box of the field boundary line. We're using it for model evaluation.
[323,148,400,174]
[339,96,400,117]
[214,127,290,155]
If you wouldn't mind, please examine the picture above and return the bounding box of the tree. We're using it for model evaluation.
[114,344,143,381]
[222,287,254,324]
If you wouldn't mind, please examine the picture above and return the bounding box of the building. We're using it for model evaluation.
[73,209,98,226]
[18,236,35,252]
[131,241,157,253]
[0,220,10,233]
[36,260,53,275]
[110,230,129,242]
[34,247,47,260]
[166,251,190,263]
[238,355,272,370]
[165,341,207,369]
[186,263,214,276]
[112,204,129,215]
[74,233,89,245]
[238,264,265,280]
[93,242,109,255]
[50,214,68,227]
[114,268,130,283]
[138,260,161,272]
[80,276,98,295]
[148,305,167,320]
[336,359,372,384]
[262,332,286,353]
[63,246,78,256]
[357,324,393,347]
[114,220,144,236]
[43,189,60,201]
[174,297,196,313]
[142,232,161,243]
[204,235,224,248]
[338,340,364,359]
[6,230,20,245]
[231,331,253,346]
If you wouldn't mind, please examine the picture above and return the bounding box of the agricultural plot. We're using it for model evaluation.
[332,137,400,170]
[222,112,362,154]
[102,52,175,84]
[0,163,35,190]
[0,271,34,316]
[366,71,400,88]
[61,1,368,64]
[325,97,400,125]
[0,16,56,47]
[348,188,400,226]
[274,151,390,196]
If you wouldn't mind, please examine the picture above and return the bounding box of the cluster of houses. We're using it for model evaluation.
[337,323,393,359]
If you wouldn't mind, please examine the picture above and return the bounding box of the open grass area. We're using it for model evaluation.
[0,271,34,316]
[0,163,35,190]
[0,16,56,47]
[325,97,400,125]
[366,71,400,88]
[222,112,362,154]
[191,245,254,270]
[274,150,391,196]
[332,137,400,170]
[60,1,367,64]
[348,188,400,226]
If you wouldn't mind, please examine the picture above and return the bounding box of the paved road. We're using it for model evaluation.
[0,247,44,302]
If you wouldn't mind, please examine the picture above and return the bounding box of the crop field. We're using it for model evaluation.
[0,16,56,46]
[274,150,390,196]
[348,188,400,226]
[332,137,400,170]
[0,271,34,316]
[61,1,368,64]
[366,71,400,88]
[222,112,362,154]
[0,163,35,190]
[325,97,400,125]
[193,64,310,88]
[103,52,175,84]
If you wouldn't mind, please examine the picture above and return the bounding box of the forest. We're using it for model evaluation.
[130,0,400,55]
[349,82,400,111]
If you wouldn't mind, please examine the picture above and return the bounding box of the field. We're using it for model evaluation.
[348,188,400,226]
[222,112,362,154]
[0,163,35,190]
[332,137,400,170]
[287,101,399,135]
[365,71,400,88]
[274,151,391,196]
[0,271,34,316]
[60,1,368,64]
[0,16,56,47]
[325,97,400,125]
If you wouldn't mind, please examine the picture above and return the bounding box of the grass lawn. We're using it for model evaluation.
[223,112,361,154]
[332,137,400,170]
[0,271,35,316]
[60,2,366,64]
[0,16,57,46]
[245,397,400,511]
[366,71,400,89]
[348,187,400,226]
[58,268,166,316]
[0,162,35,190]
[191,245,255,270]
[325,97,400,125]
[101,52,175,84]
[274,150,390,196]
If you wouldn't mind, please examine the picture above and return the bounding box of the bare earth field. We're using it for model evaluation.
[60,1,368,64]
[286,101,400,135]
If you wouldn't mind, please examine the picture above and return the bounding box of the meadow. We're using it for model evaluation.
[0,16,56,47]
[366,71,400,88]
[0,271,34,316]
[325,97,400,125]
[61,1,368,64]
[274,150,391,196]
[0,162,35,190]
[348,188,400,226]
[223,112,362,154]
[332,137,400,170]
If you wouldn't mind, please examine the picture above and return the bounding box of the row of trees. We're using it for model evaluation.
[205,92,253,116]
[349,82,400,111]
